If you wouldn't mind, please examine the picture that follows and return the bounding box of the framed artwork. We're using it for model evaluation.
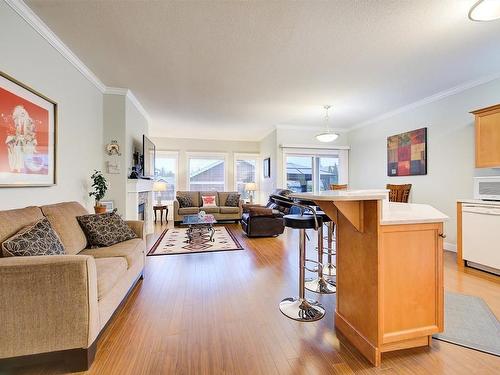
[0,71,57,187]
[100,200,114,213]
[387,127,427,176]
[263,157,270,178]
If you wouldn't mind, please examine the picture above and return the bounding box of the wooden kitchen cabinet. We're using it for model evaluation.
[472,104,500,168]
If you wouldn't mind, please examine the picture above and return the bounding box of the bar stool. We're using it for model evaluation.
[305,211,336,293]
[279,211,325,322]
[321,213,336,278]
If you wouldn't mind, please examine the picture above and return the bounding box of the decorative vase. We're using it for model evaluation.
[94,205,107,214]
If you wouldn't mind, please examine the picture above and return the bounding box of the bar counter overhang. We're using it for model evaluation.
[290,189,448,366]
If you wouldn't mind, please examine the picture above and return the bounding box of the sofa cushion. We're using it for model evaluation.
[200,191,219,206]
[177,195,194,208]
[94,257,128,300]
[225,193,240,207]
[77,211,137,248]
[200,207,219,214]
[2,218,65,257]
[41,202,88,255]
[201,195,217,207]
[79,238,144,269]
[178,207,200,215]
[0,206,43,246]
[177,191,200,207]
[218,192,238,207]
[219,206,240,214]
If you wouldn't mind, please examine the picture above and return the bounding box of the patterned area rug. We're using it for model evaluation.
[148,226,243,256]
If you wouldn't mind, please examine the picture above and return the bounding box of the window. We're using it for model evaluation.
[285,156,313,193]
[234,154,259,200]
[188,154,226,191]
[154,151,178,203]
[284,149,348,192]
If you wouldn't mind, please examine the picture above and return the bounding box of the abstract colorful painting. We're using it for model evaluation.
[387,127,427,176]
[0,71,56,186]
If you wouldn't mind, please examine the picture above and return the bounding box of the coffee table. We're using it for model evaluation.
[182,214,217,243]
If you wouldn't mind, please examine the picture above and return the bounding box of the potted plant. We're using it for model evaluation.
[89,170,108,214]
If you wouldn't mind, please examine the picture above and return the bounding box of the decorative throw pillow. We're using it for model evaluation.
[225,193,240,207]
[177,195,193,208]
[76,210,137,248]
[201,195,217,207]
[2,218,65,257]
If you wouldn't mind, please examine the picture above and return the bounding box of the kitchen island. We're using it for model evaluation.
[290,190,448,366]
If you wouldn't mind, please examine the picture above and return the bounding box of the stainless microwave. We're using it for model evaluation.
[474,176,500,201]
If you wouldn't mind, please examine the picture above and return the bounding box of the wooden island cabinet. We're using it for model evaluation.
[290,190,448,366]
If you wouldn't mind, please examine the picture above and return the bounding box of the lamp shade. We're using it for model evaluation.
[153,181,167,192]
[245,182,257,191]
[315,132,339,143]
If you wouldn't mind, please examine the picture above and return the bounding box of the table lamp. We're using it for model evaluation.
[152,180,168,206]
[245,182,257,204]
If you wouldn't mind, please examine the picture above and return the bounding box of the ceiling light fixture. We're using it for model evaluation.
[469,0,500,21]
[315,105,339,143]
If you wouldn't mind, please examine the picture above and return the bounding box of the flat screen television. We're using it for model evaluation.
[142,135,156,178]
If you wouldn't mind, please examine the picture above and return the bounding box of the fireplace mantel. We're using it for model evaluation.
[126,179,154,234]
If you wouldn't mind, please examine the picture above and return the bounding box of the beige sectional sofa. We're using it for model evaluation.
[174,191,243,225]
[0,202,145,371]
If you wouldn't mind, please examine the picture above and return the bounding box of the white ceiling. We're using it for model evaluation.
[26,0,500,141]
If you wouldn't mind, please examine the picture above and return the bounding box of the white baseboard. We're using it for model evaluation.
[444,242,457,252]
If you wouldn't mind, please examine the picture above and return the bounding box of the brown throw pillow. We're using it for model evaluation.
[225,193,240,207]
[177,195,193,208]
[2,218,65,257]
[77,210,137,248]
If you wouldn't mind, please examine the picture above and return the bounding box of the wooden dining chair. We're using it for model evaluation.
[329,184,348,190]
[386,184,412,203]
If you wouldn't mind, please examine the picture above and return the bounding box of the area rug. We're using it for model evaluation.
[433,292,500,357]
[148,226,243,256]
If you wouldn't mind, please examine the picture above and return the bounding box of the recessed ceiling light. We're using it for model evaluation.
[469,0,500,21]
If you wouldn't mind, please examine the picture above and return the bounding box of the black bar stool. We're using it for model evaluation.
[319,211,336,278]
[279,210,325,322]
[305,210,336,294]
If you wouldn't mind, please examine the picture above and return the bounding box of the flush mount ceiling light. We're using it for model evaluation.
[315,105,339,142]
[469,0,500,21]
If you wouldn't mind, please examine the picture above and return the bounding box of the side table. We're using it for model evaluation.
[153,205,168,225]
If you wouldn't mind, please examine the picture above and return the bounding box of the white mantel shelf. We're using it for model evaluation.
[290,189,448,225]
[127,178,154,193]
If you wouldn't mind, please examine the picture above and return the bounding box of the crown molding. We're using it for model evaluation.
[105,87,151,124]
[5,0,107,92]
[6,0,151,124]
[349,71,500,131]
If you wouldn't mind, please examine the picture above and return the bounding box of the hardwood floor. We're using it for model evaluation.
[8,223,500,374]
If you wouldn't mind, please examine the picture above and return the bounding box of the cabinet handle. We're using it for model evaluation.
[439,233,446,239]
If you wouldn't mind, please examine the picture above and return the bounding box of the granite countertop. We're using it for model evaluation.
[290,190,448,225]
[381,202,448,225]
[457,199,500,206]
[290,189,389,201]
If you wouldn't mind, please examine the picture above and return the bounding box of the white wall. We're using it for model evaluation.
[259,129,277,199]
[348,77,500,246]
[0,1,103,211]
[103,93,150,216]
[152,136,259,194]
[103,94,126,214]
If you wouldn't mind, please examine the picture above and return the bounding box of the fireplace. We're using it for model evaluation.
[127,179,154,234]
[138,203,145,221]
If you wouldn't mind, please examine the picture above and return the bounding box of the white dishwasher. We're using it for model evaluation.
[462,203,500,275]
